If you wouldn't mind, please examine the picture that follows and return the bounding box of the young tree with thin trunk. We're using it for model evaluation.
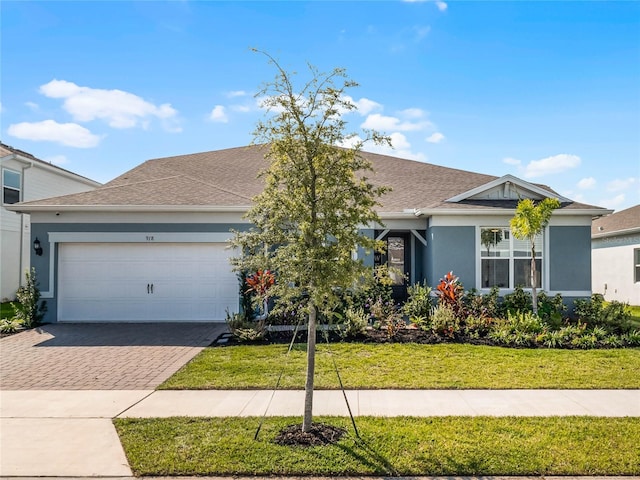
[510,197,561,315]
[231,51,389,433]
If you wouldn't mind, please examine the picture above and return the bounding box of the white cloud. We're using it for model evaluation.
[365,132,426,161]
[230,105,251,113]
[599,193,626,210]
[39,79,178,130]
[343,96,382,116]
[209,105,228,123]
[606,177,638,192]
[569,192,587,204]
[256,95,289,114]
[227,90,248,98]
[361,113,430,132]
[8,120,101,148]
[400,108,425,119]
[523,153,581,178]
[25,102,39,111]
[339,132,426,161]
[426,132,445,144]
[503,157,521,166]
[44,154,69,165]
[389,132,412,150]
[403,0,447,10]
[577,177,596,190]
[337,134,363,150]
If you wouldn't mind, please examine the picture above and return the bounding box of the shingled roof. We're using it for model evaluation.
[9,144,605,215]
[592,204,640,237]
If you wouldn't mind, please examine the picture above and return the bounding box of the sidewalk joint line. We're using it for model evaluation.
[114,390,156,418]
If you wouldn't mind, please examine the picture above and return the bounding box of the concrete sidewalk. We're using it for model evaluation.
[1,389,639,477]
[0,390,152,477]
[119,388,640,418]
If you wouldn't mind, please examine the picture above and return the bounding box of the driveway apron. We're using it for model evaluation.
[0,322,226,389]
[0,322,226,477]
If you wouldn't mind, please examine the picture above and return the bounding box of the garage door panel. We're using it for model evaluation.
[58,243,238,322]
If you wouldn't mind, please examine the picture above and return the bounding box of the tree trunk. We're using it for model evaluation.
[302,303,317,432]
[530,244,538,316]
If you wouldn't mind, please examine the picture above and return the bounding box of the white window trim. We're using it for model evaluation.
[2,168,21,205]
[475,225,549,292]
[634,248,640,284]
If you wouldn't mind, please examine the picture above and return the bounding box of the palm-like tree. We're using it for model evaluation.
[510,198,560,315]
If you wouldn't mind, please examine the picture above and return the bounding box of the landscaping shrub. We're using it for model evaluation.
[371,297,405,339]
[267,301,307,325]
[488,311,547,347]
[337,307,368,340]
[502,285,532,315]
[226,310,267,342]
[347,265,394,320]
[620,330,640,347]
[574,294,633,334]
[0,317,22,334]
[537,291,566,329]
[430,304,460,338]
[403,281,433,328]
[462,286,500,320]
[463,315,496,338]
[12,268,46,328]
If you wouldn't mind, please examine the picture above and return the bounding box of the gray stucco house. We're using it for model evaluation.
[7,144,610,323]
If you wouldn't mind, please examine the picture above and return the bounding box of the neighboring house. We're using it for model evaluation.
[0,143,101,301]
[591,204,640,306]
[7,144,610,323]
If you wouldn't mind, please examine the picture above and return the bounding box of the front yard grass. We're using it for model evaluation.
[0,301,17,319]
[114,416,640,476]
[160,343,640,390]
[628,304,640,327]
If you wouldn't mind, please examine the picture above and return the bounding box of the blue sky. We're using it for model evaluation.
[2,0,639,212]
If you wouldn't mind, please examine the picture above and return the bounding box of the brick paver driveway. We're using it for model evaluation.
[0,323,227,390]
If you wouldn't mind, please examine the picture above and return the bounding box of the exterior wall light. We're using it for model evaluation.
[33,237,43,256]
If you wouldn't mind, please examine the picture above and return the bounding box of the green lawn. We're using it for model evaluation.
[160,343,640,390]
[0,302,17,319]
[114,416,640,476]
[628,304,640,326]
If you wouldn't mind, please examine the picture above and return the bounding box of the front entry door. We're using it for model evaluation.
[376,232,411,303]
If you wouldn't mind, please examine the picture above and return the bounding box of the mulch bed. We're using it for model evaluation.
[217,325,497,347]
[274,422,347,447]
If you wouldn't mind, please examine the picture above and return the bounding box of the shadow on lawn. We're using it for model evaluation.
[334,436,399,476]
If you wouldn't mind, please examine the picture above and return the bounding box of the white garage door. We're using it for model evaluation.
[58,243,238,322]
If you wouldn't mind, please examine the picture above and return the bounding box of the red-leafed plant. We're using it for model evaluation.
[436,271,464,316]
[246,269,275,296]
[245,269,275,320]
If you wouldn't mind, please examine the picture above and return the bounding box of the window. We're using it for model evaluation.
[635,249,640,283]
[2,169,21,204]
[480,227,543,289]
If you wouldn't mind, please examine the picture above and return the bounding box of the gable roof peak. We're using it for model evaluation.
[445,174,571,204]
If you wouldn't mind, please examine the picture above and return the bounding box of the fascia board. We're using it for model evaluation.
[4,204,252,214]
[592,226,640,239]
[413,207,612,217]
